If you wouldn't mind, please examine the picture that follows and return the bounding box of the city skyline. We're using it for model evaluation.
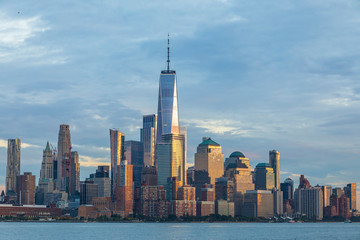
[0,1,359,209]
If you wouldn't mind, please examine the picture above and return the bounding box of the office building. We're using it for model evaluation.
[269,150,280,190]
[281,177,294,201]
[124,140,144,187]
[70,151,80,196]
[215,177,235,201]
[16,172,36,205]
[6,139,21,196]
[141,114,157,166]
[194,137,224,185]
[344,183,357,211]
[224,151,254,194]
[273,188,283,216]
[156,36,180,145]
[80,180,98,205]
[57,124,72,191]
[89,166,111,198]
[322,185,331,208]
[243,190,274,218]
[255,163,275,191]
[157,134,186,195]
[38,142,56,204]
[110,129,125,199]
[115,161,133,217]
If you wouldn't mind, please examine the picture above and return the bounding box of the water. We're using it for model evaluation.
[0,222,359,240]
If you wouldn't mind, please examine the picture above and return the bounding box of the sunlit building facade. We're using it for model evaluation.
[269,150,280,190]
[6,139,21,196]
[109,129,125,199]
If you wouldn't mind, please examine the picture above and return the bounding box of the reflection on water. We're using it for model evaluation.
[0,222,359,240]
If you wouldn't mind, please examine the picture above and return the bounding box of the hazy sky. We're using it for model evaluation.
[0,0,359,206]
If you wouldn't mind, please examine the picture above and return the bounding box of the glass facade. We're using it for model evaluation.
[156,71,180,144]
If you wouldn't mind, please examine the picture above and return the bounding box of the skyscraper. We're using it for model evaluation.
[38,142,56,204]
[141,114,157,166]
[110,129,125,199]
[255,163,275,191]
[269,150,280,190]
[156,36,180,144]
[194,137,224,185]
[281,177,294,201]
[6,139,21,196]
[115,161,134,217]
[71,151,80,196]
[294,187,323,220]
[124,140,144,187]
[57,124,72,191]
[16,172,36,205]
[157,134,186,192]
[345,183,357,211]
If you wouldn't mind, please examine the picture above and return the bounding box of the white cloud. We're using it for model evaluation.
[0,139,41,149]
[183,118,251,136]
[79,155,110,167]
[0,12,66,64]
[73,144,110,152]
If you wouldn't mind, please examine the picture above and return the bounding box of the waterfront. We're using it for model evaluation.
[0,222,359,240]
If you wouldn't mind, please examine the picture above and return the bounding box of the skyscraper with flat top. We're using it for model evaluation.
[157,134,186,192]
[6,139,21,196]
[269,150,280,190]
[141,114,157,166]
[110,129,125,199]
[57,124,72,191]
[156,35,180,144]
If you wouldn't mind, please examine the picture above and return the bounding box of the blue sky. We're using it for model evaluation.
[0,0,359,207]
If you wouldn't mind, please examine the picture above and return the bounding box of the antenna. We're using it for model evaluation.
[167,33,170,72]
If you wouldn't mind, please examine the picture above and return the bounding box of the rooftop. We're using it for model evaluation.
[229,151,245,158]
[199,138,220,146]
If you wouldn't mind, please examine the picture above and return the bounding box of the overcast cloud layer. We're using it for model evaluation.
[0,0,359,207]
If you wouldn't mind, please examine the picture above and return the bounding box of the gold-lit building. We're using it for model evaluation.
[255,163,275,191]
[243,190,274,218]
[194,137,224,185]
[157,133,186,193]
[109,129,125,199]
[269,150,280,190]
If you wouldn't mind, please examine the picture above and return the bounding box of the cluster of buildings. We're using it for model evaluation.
[0,39,358,221]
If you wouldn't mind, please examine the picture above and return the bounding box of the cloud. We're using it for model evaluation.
[0,139,41,149]
[73,144,110,153]
[79,155,110,167]
[183,119,251,136]
[0,12,66,64]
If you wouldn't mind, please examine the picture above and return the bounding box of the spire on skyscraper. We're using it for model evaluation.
[167,33,170,72]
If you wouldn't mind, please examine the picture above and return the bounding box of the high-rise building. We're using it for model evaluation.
[157,134,186,192]
[224,151,254,194]
[124,140,144,187]
[269,150,280,190]
[255,163,275,191]
[109,129,125,199]
[281,177,294,201]
[141,114,157,166]
[156,36,180,145]
[322,185,331,208]
[115,161,133,217]
[344,183,356,211]
[80,180,98,205]
[38,142,56,204]
[141,166,157,186]
[215,177,235,202]
[57,124,72,191]
[194,137,224,185]
[273,188,283,216]
[71,151,80,196]
[243,190,274,218]
[89,166,111,198]
[294,187,323,220]
[6,139,21,196]
[16,172,36,205]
